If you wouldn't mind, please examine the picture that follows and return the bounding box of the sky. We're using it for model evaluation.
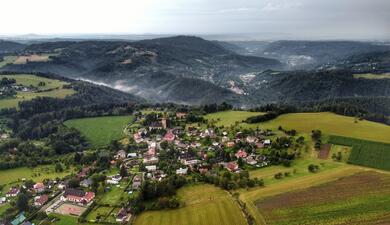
[1,0,389,40]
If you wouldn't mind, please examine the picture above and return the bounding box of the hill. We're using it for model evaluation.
[0,40,25,54]
[0,36,282,105]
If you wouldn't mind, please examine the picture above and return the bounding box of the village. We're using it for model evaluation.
[0,109,298,225]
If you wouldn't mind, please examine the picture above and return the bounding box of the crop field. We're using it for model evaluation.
[256,171,390,225]
[13,54,52,64]
[0,74,75,109]
[204,110,265,127]
[208,111,390,143]
[239,166,363,225]
[64,115,134,147]
[354,73,390,79]
[135,184,247,225]
[329,135,390,171]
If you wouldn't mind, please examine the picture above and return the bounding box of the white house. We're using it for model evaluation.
[145,165,157,172]
[176,167,188,175]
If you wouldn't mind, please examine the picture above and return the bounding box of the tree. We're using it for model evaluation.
[120,165,128,178]
[311,130,322,140]
[308,164,319,173]
[68,178,80,188]
[160,141,168,150]
[16,193,29,211]
[55,163,63,172]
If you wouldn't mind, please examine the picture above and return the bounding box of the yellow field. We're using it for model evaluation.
[135,184,247,225]
[13,54,52,64]
[204,110,265,127]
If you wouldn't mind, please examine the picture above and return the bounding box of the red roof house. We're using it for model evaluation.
[235,149,248,159]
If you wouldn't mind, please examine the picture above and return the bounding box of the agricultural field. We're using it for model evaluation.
[354,73,390,79]
[329,135,390,171]
[256,171,390,225]
[204,110,265,127]
[135,184,247,225]
[64,115,134,147]
[208,111,390,143]
[0,56,17,68]
[13,54,52,64]
[0,74,75,109]
[239,165,364,225]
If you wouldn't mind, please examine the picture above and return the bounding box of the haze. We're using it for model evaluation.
[1,0,389,40]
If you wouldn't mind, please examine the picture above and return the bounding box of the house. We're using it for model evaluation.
[132,175,142,190]
[107,175,122,185]
[246,136,257,143]
[221,136,229,143]
[264,139,271,146]
[176,112,187,119]
[176,167,188,175]
[226,162,239,172]
[33,183,45,193]
[127,152,137,158]
[58,183,66,190]
[145,165,157,172]
[61,189,95,204]
[116,150,127,159]
[226,141,235,148]
[11,213,26,225]
[77,167,91,179]
[201,128,215,138]
[6,187,20,197]
[133,133,143,143]
[116,208,128,222]
[198,167,209,174]
[0,197,6,204]
[163,130,175,142]
[149,121,163,131]
[235,149,248,159]
[143,155,159,165]
[80,178,93,188]
[34,195,48,207]
[245,155,258,165]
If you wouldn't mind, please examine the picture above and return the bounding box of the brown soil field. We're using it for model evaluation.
[318,143,331,159]
[14,55,50,64]
[256,171,390,225]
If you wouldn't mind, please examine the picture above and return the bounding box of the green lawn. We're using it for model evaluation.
[135,184,247,225]
[97,182,128,206]
[0,74,76,109]
[204,110,265,127]
[86,206,114,222]
[64,115,134,147]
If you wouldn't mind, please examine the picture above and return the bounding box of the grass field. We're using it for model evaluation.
[0,165,74,186]
[135,184,247,225]
[0,56,17,68]
[329,135,390,171]
[64,115,134,147]
[208,111,390,143]
[256,171,390,225]
[204,110,265,127]
[13,54,52,64]
[98,182,129,206]
[328,144,351,163]
[354,73,390,79]
[0,74,75,109]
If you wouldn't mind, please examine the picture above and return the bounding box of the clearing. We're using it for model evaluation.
[135,184,247,225]
[64,115,134,147]
[0,74,75,109]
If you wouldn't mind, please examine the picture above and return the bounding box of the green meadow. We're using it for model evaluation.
[64,115,134,147]
[204,110,265,127]
[135,184,247,225]
[0,74,75,109]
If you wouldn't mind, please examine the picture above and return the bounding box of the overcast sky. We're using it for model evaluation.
[1,0,389,40]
